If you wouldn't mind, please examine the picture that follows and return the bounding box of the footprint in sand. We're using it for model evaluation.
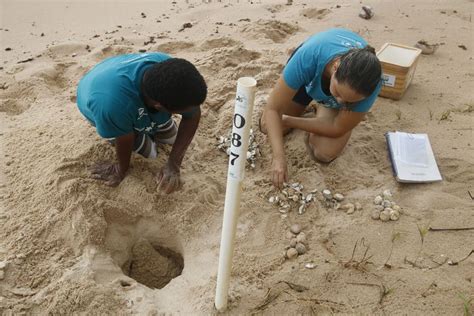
[152,41,195,54]
[300,7,332,19]
[239,19,298,43]
[199,37,241,51]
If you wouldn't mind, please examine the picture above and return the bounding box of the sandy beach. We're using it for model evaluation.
[0,0,473,314]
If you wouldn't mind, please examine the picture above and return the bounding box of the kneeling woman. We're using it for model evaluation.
[261,28,382,188]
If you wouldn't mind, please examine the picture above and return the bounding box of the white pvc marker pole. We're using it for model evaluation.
[215,77,257,311]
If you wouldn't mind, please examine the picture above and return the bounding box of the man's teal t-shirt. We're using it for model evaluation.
[283,28,381,112]
[77,53,194,139]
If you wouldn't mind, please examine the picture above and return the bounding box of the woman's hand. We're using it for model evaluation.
[271,155,288,189]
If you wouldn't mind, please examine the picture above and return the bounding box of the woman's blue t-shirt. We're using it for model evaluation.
[283,28,381,113]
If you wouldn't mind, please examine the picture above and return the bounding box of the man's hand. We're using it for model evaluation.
[156,161,182,194]
[271,155,288,189]
[90,162,125,187]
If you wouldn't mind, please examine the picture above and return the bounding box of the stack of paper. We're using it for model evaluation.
[386,131,442,183]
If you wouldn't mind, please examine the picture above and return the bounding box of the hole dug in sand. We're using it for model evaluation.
[104,219,185,290]
[122,238,184,289]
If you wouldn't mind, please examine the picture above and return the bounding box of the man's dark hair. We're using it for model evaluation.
[335,46,382,97]
[143,58,207,111]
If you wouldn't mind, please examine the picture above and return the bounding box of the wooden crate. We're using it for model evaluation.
[377,43,422,100]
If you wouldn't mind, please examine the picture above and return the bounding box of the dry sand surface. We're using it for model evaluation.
[1,0,473,314]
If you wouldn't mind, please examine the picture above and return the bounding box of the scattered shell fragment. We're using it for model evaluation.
[268,196,276,203]
[322,189,332,200]
[389,209,400,221]
[298,204,305,215]
[286,248,298,259]
[371,209,381,220]
[382,190,392,199]
[374,195,383,205]
[290,238,297,248]
[380,210,390,222]
[305,262,316,269]
[305,194,313,203]
[295,243,307,255]
[343,203,355,214]
[290,224,302,234]
[359,5,374,19]
[334,193,344,202]
[296,232,306,244]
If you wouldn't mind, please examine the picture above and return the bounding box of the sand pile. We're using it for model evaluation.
[0,0,473,314]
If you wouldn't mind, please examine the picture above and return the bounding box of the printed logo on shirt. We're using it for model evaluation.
[137,107,148,120]
[336,35,363,49]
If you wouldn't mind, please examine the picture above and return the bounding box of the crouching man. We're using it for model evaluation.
[77,53,207,193]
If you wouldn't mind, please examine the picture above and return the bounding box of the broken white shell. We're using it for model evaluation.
[305,262,316,269]
[322,189,332,200]
[334,193,344,202]
[298,204,305,215]
[374,195,383,205]
[305,193,313,202]
[268,196,276,203]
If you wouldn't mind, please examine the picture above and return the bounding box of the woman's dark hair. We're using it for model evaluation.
[143,58,207,111]
[335,46,381,97]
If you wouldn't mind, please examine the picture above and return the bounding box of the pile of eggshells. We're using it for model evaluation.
[268,182,316,215]
[216,128,260,169]
[371,189,401,222]
[285,224,308,260]
[321,189,362,214]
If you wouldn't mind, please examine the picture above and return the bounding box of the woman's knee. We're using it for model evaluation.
[311,148,339,163]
